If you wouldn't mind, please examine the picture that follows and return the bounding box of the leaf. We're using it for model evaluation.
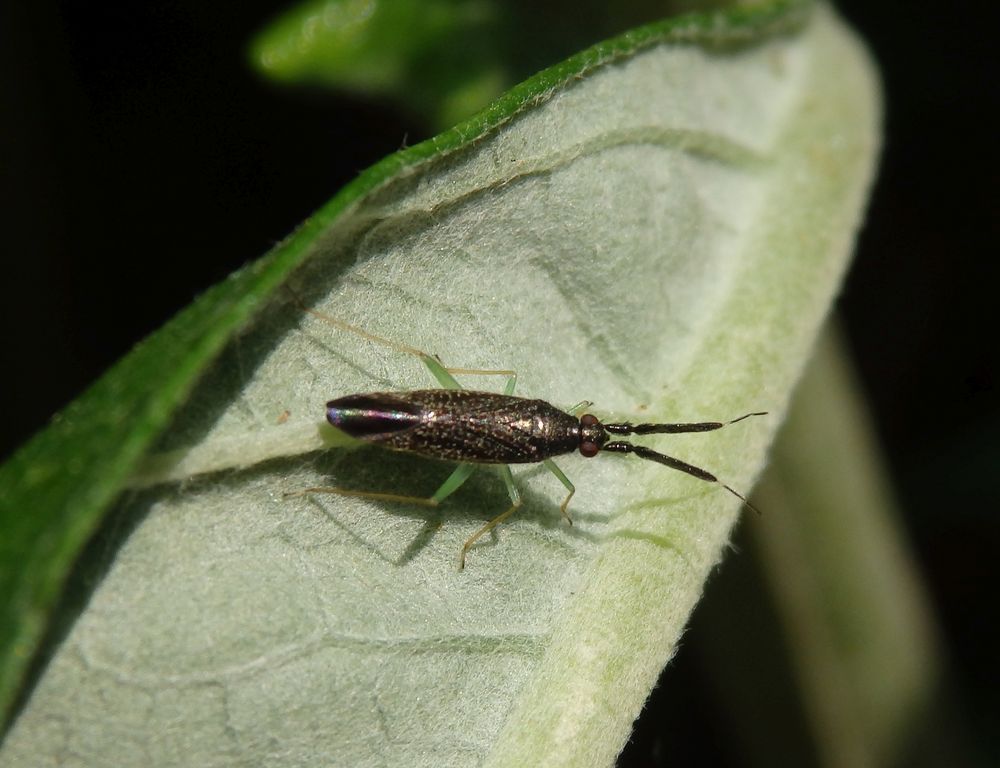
[0,1,880,764]
[248,0,694,129]
[249,0,511,128]
[691,326,947,765]
[756,327,945,765]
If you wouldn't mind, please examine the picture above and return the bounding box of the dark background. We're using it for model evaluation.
[2,1,996,764]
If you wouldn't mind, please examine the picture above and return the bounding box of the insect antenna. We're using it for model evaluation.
[602,441,762,515]
[604,411,767,436]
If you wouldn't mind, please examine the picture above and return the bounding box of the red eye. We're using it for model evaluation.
[580,440,599,457]
[580,413,599,426]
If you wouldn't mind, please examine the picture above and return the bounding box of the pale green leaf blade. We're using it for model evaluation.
[2,2,880,766]
[481,8,882,764]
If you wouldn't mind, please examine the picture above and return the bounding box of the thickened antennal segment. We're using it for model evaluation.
[575,411,767,514]
[604,410,767,436]
[575,411,766,457]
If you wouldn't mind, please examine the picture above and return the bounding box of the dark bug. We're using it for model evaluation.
[326,390,582,464]
[292,307,765,568]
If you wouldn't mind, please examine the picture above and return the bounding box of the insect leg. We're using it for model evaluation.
[542,459,575,525]
[430,463,477,503]
[297,304,428,359]
[295,300,517,393]
[459,466,522,569]
[419,354,464,390]
[565,400,593,416]
[434,363,517,395]
[288,463,476,509]
[295,302,466,390]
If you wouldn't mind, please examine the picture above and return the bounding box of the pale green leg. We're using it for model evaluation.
[459,466,522,569]
[430,463,476,503]
[566,400,593,415]
[500,466,520,506]
[299,307,528,567]
[289,462,476,509]
[419,354,463,390]
[542,459,576,524]
[296,304,514,393]
[419,353,517,395]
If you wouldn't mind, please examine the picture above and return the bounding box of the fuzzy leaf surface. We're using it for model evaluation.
[1,3,880,765]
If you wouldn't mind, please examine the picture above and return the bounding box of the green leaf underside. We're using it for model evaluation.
[1,2,881,766]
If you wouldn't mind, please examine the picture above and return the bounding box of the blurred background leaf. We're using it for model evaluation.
[250,0,716,129]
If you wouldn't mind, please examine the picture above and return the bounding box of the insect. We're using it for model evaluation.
[292,305,765,568]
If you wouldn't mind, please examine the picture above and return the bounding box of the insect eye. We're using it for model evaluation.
[580,413,599,427]
[580,440,600,458]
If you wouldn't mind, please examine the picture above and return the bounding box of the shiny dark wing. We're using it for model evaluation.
[326,389,580,464]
